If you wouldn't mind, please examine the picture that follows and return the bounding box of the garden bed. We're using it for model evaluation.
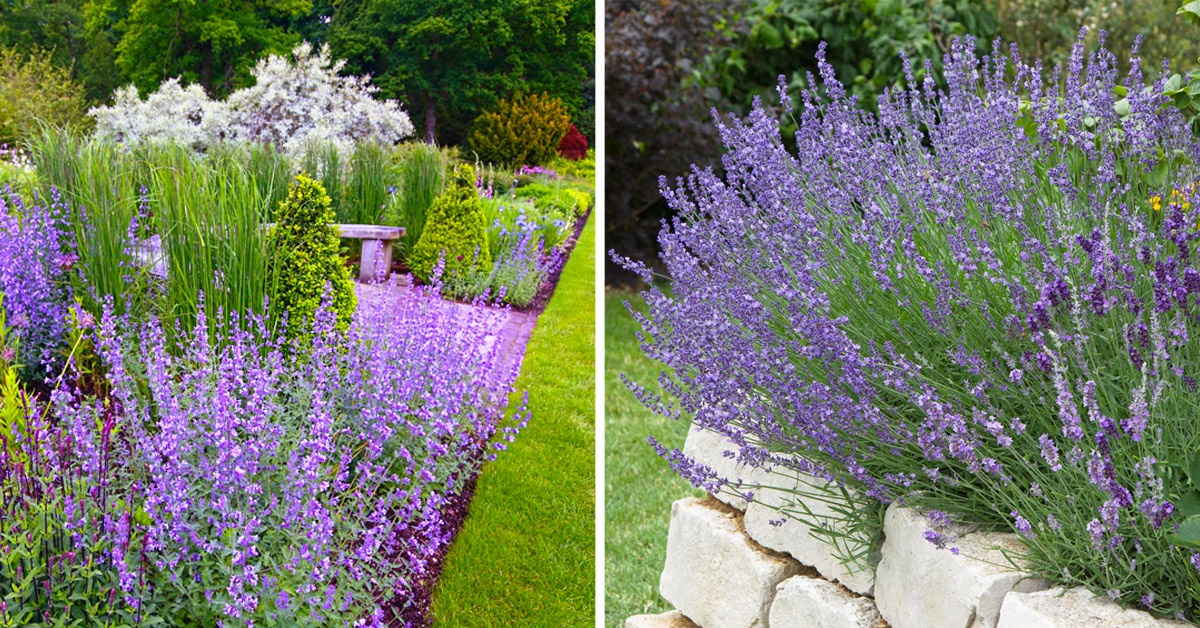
[0,128,592,625]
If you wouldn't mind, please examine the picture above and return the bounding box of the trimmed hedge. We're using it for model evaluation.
[409,163,491,284]
[268,174,356,337]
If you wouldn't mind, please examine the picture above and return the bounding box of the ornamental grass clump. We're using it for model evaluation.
[620,31,1200,619]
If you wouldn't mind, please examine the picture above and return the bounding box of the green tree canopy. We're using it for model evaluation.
[101,0,312,97]
[328,0,592,146]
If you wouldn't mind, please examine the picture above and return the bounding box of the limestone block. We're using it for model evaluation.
[874,506,1051,628]
[660,497,803,628]
[625,610,700,628]
[997,588,1192,628]
[769,575,883,628]
[681,426,775,510]
[743,471,876,596]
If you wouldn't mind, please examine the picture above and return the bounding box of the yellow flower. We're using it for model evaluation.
[1150,195,1162,211]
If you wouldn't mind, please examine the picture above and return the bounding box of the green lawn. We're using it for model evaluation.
[430,215,596,626]
[604,288,703,627]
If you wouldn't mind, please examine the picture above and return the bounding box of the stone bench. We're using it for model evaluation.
[332,224,406,283]
[134,223,407,283]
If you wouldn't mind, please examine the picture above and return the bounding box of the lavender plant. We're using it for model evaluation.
[0,190,69,377]
[445,207,566,308]
[620,31,1200,618]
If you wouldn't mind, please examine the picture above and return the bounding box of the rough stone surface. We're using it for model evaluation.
[769,575,883,628]
[681,426,775,510]
[997,588,1192,628]
[660,497,804,628]
[743,472,876,596]
[875,506,1051,628]
[625,610,700,628]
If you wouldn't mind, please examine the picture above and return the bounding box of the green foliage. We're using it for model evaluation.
[0,47,91,146]
[513,181,592,217]
[387,141,448,261]
[0,0,121,102]
[546,149,595,185]
[345,141,394,225]
[992,0,1200,77]
[268,174,356,338]
[699,0,997,116]
[0,305,29,465]
[408,163,491,283]
[328,0,592,145]
[0,161,36,198]
[109,0,312,97]
[469,92,571,167]
[299,140,344,221]
[28,131,148,320]
[28,131,278,340]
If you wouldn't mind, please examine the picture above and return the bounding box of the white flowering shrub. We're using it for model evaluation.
[90,43,414,158]
[90,79,227,151]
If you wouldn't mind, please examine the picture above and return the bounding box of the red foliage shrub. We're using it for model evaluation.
[557,123,588,160]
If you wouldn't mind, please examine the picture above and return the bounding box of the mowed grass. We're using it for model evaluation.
[604,288,703,627]
[430,216,596,626]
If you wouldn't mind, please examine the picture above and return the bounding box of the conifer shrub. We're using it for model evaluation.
[557,123,588,160]
[409,164,491,284]
[468,92,570,167]
[268,174,356,336]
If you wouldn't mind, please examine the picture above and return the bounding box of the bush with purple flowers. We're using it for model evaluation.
[621,31,1200,619]
[0,190,69,378]
[0,280,526,626]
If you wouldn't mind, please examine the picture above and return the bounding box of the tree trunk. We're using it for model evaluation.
[424,98,436,144]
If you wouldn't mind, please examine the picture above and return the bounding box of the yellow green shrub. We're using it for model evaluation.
[268,174,356,338]
[409,164,491,284]
[468,92,570,167]
[0,47,90,146]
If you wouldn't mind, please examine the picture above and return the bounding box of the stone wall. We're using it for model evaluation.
[625,426,1190,628]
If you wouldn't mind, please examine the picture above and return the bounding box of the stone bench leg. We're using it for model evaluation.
[359,239,393,283]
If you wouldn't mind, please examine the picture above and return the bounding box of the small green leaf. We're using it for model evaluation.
[1114,97,1131,117]
[1169,517,1200,549]
[1179,0,1200,25]
[1187,451,1200,488]
[1165,73,1184,94]
[1113,85,1128,97]
[1179,490,1200,518]
[752,22,784,49]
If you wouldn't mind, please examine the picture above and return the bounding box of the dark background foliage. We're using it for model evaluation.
[604,0,739,286]
[604,0,1200,285]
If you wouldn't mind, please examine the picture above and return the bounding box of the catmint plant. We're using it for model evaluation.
[621,30,1200,619]
[1,278,528,626]
[0,190,70,378]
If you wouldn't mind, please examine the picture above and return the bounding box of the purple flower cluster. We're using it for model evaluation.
[2,280,528,625]
[620,30,1200,616]
[516,165,558,180]
[0,189,70,377]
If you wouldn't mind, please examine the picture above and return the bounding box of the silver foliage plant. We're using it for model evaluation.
[90,42,415,158]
